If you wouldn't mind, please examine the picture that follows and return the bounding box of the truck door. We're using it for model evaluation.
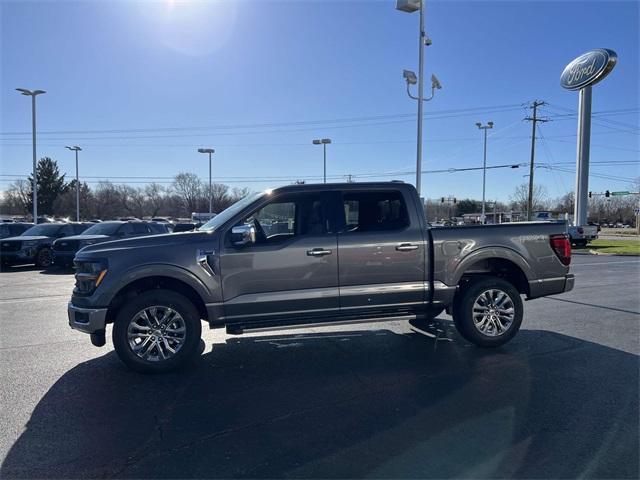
[337,188,427,313]
[219,191,339,323]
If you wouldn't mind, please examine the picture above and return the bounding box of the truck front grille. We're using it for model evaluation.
[0,241,21,252]
[54,240,79,252]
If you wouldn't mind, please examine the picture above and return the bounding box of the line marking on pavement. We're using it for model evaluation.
[544,296,640,315]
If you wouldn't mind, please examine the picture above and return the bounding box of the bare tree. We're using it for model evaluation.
[53,181,92,219]
[117,185,146,218]
[172,173,202,214]
[510,183,549,213]
[145,183,166,217]
[0,180,30,215]
[91,182,122,220]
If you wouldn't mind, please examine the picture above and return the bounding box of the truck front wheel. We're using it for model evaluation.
[112,289,202,373]
[452,277,523,347]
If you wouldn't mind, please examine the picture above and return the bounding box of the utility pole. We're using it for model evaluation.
[524,101,549,220]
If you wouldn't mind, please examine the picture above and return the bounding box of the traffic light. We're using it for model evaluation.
[588,191,592,198]
[441,197,445,203]
[605,190,610,198]
[453,198,457,204]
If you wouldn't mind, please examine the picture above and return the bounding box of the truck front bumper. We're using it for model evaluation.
[1,249,36,265]
[68,302,108,334]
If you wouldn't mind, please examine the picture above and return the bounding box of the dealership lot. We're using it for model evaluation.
[0,255,638,478]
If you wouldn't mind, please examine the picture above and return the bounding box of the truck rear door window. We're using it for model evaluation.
[343,191,409,232]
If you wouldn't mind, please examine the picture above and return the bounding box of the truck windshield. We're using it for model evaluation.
[82,222,122,235]
[22,224,63,236]
[199,192,264,232]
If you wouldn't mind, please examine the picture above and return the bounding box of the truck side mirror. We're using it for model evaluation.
[231,224,256,247]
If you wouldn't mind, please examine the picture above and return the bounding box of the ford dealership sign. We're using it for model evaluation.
[560,49,617,90]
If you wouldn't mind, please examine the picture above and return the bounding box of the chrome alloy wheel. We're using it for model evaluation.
[472,289,515,337]
[127,306,186,361]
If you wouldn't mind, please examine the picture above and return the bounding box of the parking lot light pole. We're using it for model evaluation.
[476,121,493,224]
[312,138,331,183]
[16,88,46,224]
[65,146,82,222]
[397,0,441,197]
[197,148,215,214]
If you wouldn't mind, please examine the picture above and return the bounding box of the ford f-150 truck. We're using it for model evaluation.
[68,182,574,373]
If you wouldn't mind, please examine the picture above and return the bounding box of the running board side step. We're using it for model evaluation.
[226,314,418,335]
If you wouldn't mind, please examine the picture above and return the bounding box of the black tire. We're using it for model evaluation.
[112,289,202,373]
[452,276,523,347]
[35,248,53,268]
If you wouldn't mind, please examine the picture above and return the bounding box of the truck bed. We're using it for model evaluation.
[429,221,570,301]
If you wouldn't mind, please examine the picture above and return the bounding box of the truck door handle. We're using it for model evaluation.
[307,248,332,257]
[396,243,419,252]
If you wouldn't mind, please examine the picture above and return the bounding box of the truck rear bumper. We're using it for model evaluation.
[68,303,108,334]
[528,274,574,299]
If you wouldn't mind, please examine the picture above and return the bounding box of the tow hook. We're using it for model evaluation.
[90,329,106,347]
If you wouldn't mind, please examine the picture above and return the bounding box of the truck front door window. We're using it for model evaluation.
[240,195,329,245]
[251,201,296,242]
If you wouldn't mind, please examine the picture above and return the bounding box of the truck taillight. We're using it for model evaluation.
[550,234,571,266]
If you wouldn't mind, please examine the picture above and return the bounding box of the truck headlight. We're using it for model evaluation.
[73,259,108,296]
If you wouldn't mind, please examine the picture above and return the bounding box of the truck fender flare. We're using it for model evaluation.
[101,263,211,306]
[452,246,535,285]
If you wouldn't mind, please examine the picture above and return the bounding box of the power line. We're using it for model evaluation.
[0,104,524,137]
[0,163,526,185]
[545,103,640,135]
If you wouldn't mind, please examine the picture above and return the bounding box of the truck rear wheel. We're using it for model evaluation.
[112,289,202,373]
[452,276,523,347]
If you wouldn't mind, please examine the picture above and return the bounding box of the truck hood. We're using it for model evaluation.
[77,231,216,257]
[60,234,111,242]
[2,235,51,243]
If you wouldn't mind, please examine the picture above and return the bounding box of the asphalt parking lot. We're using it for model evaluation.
[1,255,638,479]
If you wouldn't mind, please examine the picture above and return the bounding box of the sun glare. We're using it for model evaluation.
[141,0,238,56]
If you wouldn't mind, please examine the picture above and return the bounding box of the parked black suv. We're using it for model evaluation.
[52,221,169,266]
[171,222,202,233]
[0,222,32,240]
[1,222,90,268]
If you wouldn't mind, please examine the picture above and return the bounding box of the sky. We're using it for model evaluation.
[1,0,639,203]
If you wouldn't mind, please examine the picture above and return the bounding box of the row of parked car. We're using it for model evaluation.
[0,220,202,269]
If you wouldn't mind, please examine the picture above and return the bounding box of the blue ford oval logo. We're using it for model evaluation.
[561,49,617,91]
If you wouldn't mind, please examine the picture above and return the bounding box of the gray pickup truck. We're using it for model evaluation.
[68,182,574,373]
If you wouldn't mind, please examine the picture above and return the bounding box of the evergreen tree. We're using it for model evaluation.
[26,157,68,216]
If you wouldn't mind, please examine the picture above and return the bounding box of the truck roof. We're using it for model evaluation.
[267,181,409,194]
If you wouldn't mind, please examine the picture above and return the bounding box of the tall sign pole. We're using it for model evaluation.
[574,86,592,227]
[561,48,617,227]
